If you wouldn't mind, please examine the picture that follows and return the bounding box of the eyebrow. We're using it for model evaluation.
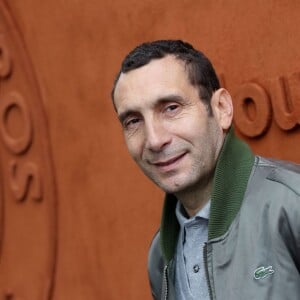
[118,94,185,124]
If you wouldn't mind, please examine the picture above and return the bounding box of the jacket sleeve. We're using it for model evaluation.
[266,165,300,272]
[148,231,164,300]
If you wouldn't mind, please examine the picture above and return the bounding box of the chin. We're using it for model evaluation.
[158,174,203,195]
[158,180,189,194]
[145,171,195,194]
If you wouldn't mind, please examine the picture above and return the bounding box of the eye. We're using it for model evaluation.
[124,117,141,130]
[165,104,179,111]
[164,103,181,116]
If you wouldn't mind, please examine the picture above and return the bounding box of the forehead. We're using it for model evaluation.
[113,56,193,111]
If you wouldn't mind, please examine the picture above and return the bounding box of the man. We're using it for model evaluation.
[111,40,300,299]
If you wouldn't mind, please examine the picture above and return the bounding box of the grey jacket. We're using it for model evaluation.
[148,130,300,300]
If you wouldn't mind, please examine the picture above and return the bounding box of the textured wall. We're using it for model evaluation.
[0,0,300,299]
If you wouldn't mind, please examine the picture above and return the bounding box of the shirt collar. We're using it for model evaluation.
[175,199,210,228]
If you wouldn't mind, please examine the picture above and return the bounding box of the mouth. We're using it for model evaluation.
[150,152,187,171]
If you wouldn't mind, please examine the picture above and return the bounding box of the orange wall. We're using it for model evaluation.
[0,0,300,299]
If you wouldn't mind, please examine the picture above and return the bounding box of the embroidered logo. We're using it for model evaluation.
[254,266,275,280]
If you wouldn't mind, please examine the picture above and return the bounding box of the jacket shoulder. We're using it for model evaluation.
[256,156,300,196]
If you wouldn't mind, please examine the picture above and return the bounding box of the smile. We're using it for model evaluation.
[151,152,187,171]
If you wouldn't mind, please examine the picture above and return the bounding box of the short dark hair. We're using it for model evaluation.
[111,40,220,112]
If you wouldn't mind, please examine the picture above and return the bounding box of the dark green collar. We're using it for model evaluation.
[160,128,255,262]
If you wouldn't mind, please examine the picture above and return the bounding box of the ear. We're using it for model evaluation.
[211,88,233,131]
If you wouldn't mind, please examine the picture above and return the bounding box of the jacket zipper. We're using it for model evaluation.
[161,247,212,299]
[203,243,213,300]
[161,264,169,300]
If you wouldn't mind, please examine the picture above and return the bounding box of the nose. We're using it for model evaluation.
[144,119,171,152]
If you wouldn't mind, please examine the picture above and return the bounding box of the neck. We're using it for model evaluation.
[175,178,212,217]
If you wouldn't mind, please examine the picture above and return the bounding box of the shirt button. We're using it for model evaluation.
[193,264,200,273]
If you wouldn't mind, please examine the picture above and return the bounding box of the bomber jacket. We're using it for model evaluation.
[148,128,300,300]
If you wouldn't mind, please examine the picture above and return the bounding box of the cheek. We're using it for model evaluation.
[166,117,200,136]
[125,135,143,160]
[175,119,206,142]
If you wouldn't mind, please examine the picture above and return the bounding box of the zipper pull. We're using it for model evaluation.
[203,243,214,299]
[161,264,169,300]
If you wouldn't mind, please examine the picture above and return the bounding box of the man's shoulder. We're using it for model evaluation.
[256,156,300,173]
[254,156,300,196]
[148,231,161,259]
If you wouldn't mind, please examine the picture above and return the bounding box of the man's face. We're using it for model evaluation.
[114,56,228,195]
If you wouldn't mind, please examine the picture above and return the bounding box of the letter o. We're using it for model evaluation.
[233,82,272,137]
[0,91,33,154]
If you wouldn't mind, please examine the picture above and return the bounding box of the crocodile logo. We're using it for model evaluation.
[254,266,275,280]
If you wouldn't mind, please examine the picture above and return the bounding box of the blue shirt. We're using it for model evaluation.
[174,200,210,300]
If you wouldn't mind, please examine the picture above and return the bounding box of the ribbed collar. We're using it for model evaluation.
[160,128,255,262]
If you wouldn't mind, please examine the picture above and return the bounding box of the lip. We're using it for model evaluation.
[150,152,187,172]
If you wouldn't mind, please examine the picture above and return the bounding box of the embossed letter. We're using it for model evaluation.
[9,160,42,202]
[0,34,12,78]
[0,92,33,154]
[233,82,272,137]
[269,73,300,130]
